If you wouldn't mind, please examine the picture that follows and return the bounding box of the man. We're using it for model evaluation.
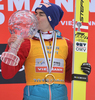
[1,2,91,100]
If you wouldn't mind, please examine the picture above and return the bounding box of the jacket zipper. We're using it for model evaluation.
[28,86,30,96]
[49,85,51,100]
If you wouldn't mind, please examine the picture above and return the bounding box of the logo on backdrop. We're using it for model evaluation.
[0,0,95,25]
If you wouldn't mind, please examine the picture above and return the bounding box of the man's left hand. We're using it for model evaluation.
[81,63,91,75]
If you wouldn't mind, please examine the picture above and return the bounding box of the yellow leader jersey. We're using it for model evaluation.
[25,38,68,85]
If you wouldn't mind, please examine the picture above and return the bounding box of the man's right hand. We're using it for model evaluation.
[8,34,17,46]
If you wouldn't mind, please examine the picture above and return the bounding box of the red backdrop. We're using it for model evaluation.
[0,0,95,100]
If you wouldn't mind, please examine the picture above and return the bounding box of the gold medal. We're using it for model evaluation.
[44,74,55,85]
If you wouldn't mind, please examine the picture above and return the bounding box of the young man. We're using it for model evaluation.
[1,2,91,100]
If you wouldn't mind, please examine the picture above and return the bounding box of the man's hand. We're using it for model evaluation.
[81,63,91,75]
[8,34,17,46]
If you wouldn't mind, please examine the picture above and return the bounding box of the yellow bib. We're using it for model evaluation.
[25,38,68,85]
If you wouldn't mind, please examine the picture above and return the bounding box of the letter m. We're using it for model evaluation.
[8,0,30,11]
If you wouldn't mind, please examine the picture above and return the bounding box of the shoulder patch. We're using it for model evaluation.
[54,30,62,38]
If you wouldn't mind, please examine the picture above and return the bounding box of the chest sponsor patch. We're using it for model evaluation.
[35,58,64,73]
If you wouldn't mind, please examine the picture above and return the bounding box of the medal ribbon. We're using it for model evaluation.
[39,31,57,73]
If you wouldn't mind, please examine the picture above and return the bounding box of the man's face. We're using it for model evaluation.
[35,9,53,32]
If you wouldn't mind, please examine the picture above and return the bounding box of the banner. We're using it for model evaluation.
[0,0,95,100]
